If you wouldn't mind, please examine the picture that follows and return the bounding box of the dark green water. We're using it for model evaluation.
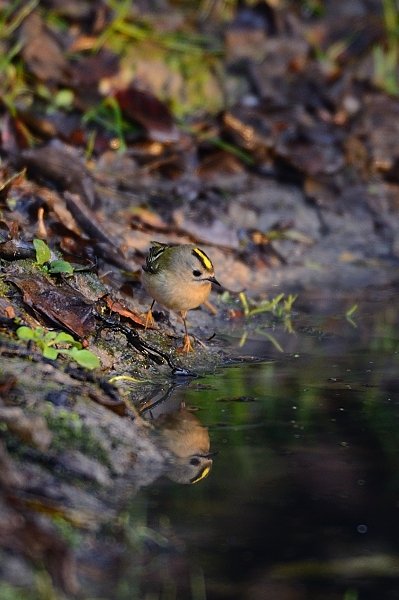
[121,290,399,600]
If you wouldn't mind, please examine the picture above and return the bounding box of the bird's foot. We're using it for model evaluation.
[144,309,155,329]
[177,334,194,354]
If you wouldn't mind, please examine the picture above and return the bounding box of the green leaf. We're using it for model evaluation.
[16,326,36,341]
[67,347,100,369]
[53,331,77,345]
[33,239,51,265]
[53,89,74,108]
[255,328,284,352]
[346,304,358,318]
[44,331,58,341]
[239,292,250,316]
[48,260,74,275]
[43,346,59,360]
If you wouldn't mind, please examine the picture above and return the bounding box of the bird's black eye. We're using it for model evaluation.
[192,269,202,277]
[189,457,200,466]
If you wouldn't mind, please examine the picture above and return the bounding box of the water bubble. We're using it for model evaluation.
[357,524,368,534]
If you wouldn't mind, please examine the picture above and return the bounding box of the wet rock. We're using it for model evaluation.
[57,450,111,486]
[0,407,52,452]
[352,94,399,175]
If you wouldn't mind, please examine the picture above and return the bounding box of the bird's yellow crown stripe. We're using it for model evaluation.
[193,248,213,271]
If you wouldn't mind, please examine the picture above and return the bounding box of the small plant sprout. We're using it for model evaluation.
[181,124,254,165]
[16,326,100,369]
[33,238,74,275]
[238,326,284,351]
[235,292,297,349]
[373,0,399,95]
[48,260,74,275]
[238,292,297,319]
[108,375,151,384]
[33,238,51,265]
[345,304,358,328]
[254,329,284,352]
[83,97,131,152]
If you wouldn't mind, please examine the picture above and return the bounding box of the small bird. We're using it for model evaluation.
[141,241,220,353]
[152,406,218,484]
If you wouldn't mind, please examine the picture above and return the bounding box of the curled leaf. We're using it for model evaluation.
[33,238,51,265]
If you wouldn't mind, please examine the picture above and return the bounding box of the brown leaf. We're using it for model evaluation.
[115,87,180,143]
[70,49,119,88]
[20,146,97,209]
[103,295,146,327]
[7,274,96,339]
[0,373,17,398]
[63,191,119,248]
[1,112,32,152]
[19,13,71,85]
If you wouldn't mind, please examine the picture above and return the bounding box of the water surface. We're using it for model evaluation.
[122,289,399,600]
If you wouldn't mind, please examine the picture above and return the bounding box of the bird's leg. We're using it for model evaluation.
[145,300,155,329]
[203,299,218,315]
[180,310,194,353]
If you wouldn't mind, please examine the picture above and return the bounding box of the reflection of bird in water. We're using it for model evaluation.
[149,405,217,485]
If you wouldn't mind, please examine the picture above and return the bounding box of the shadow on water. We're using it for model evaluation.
[118,289,399,600]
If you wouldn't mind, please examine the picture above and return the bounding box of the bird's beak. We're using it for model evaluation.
[207,276,221,286]
[204,451,220,459]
